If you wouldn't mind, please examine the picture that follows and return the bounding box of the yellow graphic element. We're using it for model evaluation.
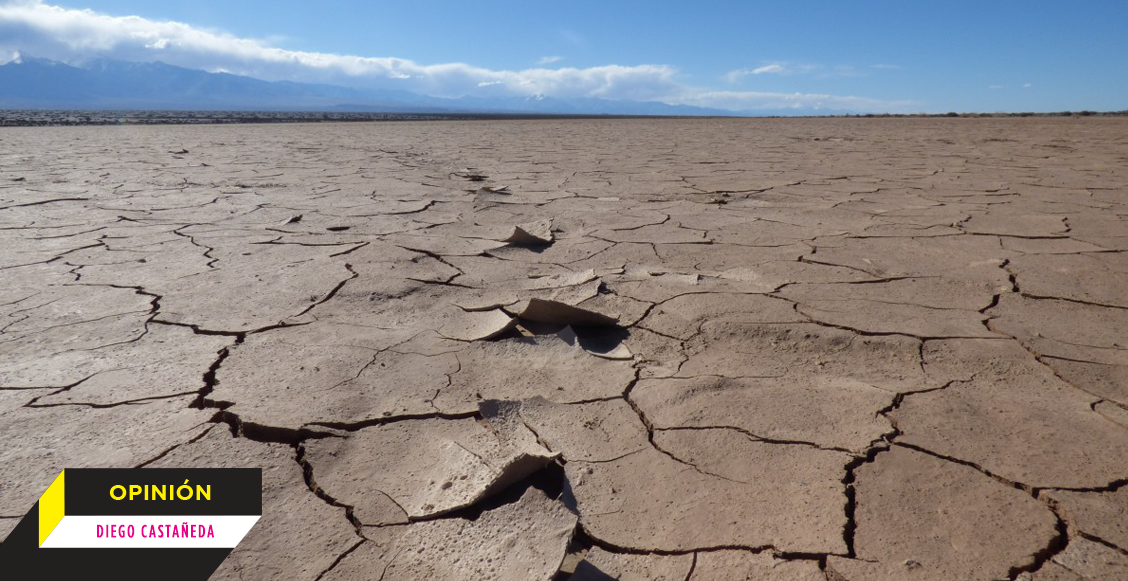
[38,470,65,547]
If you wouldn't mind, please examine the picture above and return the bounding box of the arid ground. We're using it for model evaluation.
[2,118,1127,580]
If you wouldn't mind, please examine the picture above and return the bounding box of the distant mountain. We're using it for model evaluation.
[0,55,739,116]
[0,55,453,112]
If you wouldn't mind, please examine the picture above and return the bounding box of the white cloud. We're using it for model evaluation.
[536,55,563,65]
[751,63,785,75]
[0,1,911,112]
[989,85,1005,90]
[1022,82,1032,89]
[869,63,900,70]
[726,62,861,82]
[725,63,787,82]
[679,90,915,113]
[0,1,681,100]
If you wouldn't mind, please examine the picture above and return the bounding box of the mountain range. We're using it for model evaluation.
[0,55,745,116]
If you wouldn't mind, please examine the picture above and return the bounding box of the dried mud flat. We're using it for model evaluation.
[2,118,1128,580]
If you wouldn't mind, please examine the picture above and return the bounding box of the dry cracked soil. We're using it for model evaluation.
[2,117,1127,580]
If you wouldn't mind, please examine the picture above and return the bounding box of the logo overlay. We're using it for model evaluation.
[1,468,261,580]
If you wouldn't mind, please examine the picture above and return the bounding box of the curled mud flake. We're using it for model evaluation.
[437,308,516,342]
[303,414,555,522]
[502,219,554,246]
[507,298,619,327]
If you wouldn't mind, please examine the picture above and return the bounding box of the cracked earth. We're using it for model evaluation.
[2,118,1127,580]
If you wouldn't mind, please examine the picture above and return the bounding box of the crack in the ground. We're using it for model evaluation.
[295,443,366,536]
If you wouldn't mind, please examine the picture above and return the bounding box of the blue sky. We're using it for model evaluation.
[2,0,1126,113]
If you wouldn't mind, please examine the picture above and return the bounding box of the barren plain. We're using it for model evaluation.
[2,118,1127,580]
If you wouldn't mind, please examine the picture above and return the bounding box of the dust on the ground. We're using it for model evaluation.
[2,118,1127,580]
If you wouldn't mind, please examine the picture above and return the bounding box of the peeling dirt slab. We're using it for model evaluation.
[570,547,693,581]
[321,484,576,581]
[303,414,555,522]
[147,427,359,581]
